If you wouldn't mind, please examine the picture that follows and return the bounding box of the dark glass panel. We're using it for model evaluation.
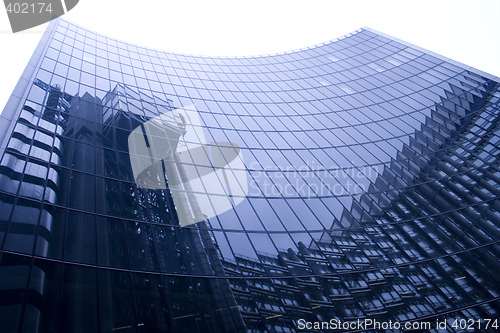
[71,141,95,173]
[98,269,135,333]
[162,276,200,333]
[96,217,129,268]
[3,198,42,255]
[131,273,171,332]
[151,224,183,274]
[64,210,96,264]
[26,259,62,333]
[67,171,95,212]
[0,193,15,245]
[0,253,30,332]
[36,205,65,260]
[126,221,160,271]
[59,264,98,333]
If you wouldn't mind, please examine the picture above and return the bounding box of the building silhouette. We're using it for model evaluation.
[0,19,499,332]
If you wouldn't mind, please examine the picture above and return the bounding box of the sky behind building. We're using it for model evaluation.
[1,0,499,112]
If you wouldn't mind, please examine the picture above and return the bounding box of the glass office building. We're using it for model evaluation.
[0,18,499,332]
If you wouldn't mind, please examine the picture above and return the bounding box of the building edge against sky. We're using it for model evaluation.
[0,18,499,332]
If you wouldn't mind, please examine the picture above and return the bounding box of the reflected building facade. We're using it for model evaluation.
[0,19,499,332]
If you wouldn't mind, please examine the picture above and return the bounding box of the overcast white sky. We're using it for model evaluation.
[1,0,499,111]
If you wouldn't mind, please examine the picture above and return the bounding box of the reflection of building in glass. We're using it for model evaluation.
[0,18,499,332]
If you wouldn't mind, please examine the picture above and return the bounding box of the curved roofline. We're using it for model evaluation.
[57,18,369,59]
[49,18,500,82]
[363,27,500,82]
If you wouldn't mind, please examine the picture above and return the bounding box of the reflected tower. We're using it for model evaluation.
[0,18,499,333]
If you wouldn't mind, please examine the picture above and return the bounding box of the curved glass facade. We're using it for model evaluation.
[0,19,499,332]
